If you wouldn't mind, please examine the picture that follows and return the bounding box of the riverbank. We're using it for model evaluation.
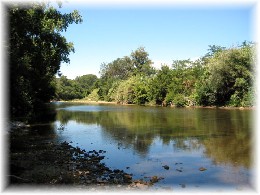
[8,122,163,191]
[55,100,118,105]
[54,100,255,110]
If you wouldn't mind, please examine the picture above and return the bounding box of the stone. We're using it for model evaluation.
[199,167,207,171]
[150,176,159,183]
[162,165,170,170]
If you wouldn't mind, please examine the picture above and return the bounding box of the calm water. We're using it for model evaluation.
[33,103,254,190]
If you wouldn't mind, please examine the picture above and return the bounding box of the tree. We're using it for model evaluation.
[109,75,150,105]
[55,76,82,100]
[202,45,226,62]
[194,43,255,106]
[98,47,155,101]
[99,56,133,80]
[75,74,98,97]
[164,59,192,106]
[130,47,155,76]
[98,56,133,101]
[148,65,172,104]
[86,88,100,101]
[9,2,82,117]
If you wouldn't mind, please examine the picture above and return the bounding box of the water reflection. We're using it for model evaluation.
[55,104,252,168]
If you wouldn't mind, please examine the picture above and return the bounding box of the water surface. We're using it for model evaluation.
[41,103,254,190]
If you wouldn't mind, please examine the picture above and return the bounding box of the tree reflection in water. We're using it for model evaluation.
[55,104,252,169]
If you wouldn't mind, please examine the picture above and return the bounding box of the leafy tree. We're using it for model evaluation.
[74,74,98,97]
[148,65,172,104]
[132,76,150,104]
[55,74,98,100]
[98,56,133,101]
[86,88,100,101]
[164,59,192,106]
[9,2,82,117]
[110,76,150,105]
[99,56,133,80]
[98,47,155,101]
[194,43,255,106]
[112,77,135,104]
[55,76,81,100]
[130,47,155,76]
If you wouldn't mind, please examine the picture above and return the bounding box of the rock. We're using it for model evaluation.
[136,182,149,189]
[113,169,121,173]
[124,174,132,180]
[199,167,207,171]
[162,165,170,170]
[86,180,92,184]
[150,176,159,183]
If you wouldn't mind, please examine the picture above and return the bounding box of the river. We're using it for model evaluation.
[27,102,254,191]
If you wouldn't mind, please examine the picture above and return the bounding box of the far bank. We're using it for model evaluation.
[53,100,255,110]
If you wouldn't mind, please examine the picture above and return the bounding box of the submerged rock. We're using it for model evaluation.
[199,167,207,171]
[162,165,170,170]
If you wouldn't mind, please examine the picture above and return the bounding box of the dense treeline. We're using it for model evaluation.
[9,2,82,117]
[55,74,98,100]
[56,43,255,107]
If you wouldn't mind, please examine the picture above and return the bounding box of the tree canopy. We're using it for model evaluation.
[55,42,255,108]
[9,2,82,117]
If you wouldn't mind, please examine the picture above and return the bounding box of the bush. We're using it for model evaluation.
[173,94,186,107]
[86,89,100,101]
[241,88,255,106]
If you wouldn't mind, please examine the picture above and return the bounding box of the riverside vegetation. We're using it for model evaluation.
[7,1,255,190]
[55,44,256,108]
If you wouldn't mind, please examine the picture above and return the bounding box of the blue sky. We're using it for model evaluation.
[58,3,254,79]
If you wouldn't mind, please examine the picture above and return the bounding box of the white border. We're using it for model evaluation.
[0,0,259,194]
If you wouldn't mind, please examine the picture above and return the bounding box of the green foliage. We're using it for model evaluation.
[229,87,255,107]
[99,56,133,80]
[9,2,82,117]
[165,91,174,105]
[165,92,186,107]
[173,94,186,107]
[148,65,172,104]
[194,42,255,106]
[130,47,155,76]
[98,56,133,101]
[98,47,154,101]
[55,74,98,101]
[132,76,150,104]
[97,42,255,108]
[86,89,100,101]
[194,80,216,106]
[113,78,135,104]
[74,74,98,97]
[109,76,150,105]
[55,76,80,100]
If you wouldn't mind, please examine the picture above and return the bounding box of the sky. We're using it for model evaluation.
[57,1,255,79]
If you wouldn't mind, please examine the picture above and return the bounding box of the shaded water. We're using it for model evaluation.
[31,103,254,190]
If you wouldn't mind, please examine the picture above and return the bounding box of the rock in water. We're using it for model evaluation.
[162,165,170,170]
[150,176,159,183]
[199,167,207,171]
